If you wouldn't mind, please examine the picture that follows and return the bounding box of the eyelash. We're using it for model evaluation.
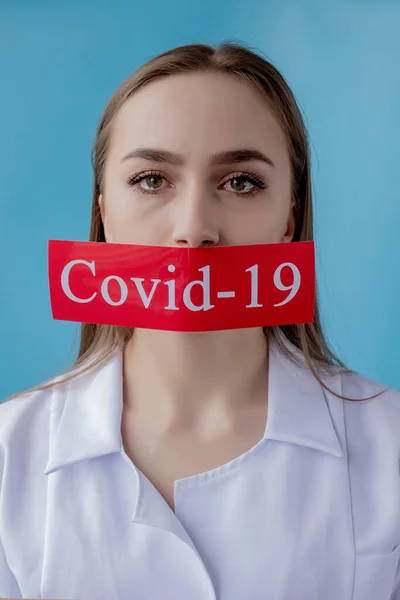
[126,169,268,197]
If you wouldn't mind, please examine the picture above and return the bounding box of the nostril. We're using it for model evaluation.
[174,237,219,248]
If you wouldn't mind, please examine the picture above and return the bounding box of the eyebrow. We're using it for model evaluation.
[121,147,275,168]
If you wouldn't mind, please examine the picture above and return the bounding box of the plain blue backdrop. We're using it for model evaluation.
[1,0,399,400]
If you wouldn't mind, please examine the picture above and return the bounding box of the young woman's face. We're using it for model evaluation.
[99,71,295,247]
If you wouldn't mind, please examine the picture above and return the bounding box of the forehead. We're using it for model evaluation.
[108,71,288,165]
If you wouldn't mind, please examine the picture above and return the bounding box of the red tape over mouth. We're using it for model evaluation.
[48,240,315,332]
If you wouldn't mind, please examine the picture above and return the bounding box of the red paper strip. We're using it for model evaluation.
[48,240,315,331]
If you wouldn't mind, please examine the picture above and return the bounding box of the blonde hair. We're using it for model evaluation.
[6,41,385,402]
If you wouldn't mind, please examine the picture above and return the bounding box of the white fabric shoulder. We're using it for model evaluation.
[339,370,400,457]
[341,369,400,429]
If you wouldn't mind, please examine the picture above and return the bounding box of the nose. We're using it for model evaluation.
[172,191,220,248]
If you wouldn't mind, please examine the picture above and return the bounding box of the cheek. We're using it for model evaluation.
[104,200,171,245]
[103,203,130,243]
[227,201,291,245]
[101,178,140,242]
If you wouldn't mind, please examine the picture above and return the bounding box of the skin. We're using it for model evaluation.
[99,71,295,511]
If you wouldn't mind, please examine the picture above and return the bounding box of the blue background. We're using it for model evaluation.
[1,0,399,400]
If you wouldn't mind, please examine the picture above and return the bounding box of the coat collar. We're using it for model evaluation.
[265,336,343,457]
[44,336,343,476]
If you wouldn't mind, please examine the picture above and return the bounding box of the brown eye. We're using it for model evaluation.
[223,174,266,196]
[228,177,250,193]
[143,175,164,190]
[126,171,168,195]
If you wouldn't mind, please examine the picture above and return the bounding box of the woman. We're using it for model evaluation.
[1,41,399,600]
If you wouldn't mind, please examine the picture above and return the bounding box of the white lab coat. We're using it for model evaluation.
[1,337,400,600]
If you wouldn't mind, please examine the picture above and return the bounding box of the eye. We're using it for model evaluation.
[126,171,169,194]
[222,172,268,196]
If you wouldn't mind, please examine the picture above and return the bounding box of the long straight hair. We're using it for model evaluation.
[7,41,382,402]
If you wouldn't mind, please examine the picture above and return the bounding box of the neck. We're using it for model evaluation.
[123,328,269,421]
